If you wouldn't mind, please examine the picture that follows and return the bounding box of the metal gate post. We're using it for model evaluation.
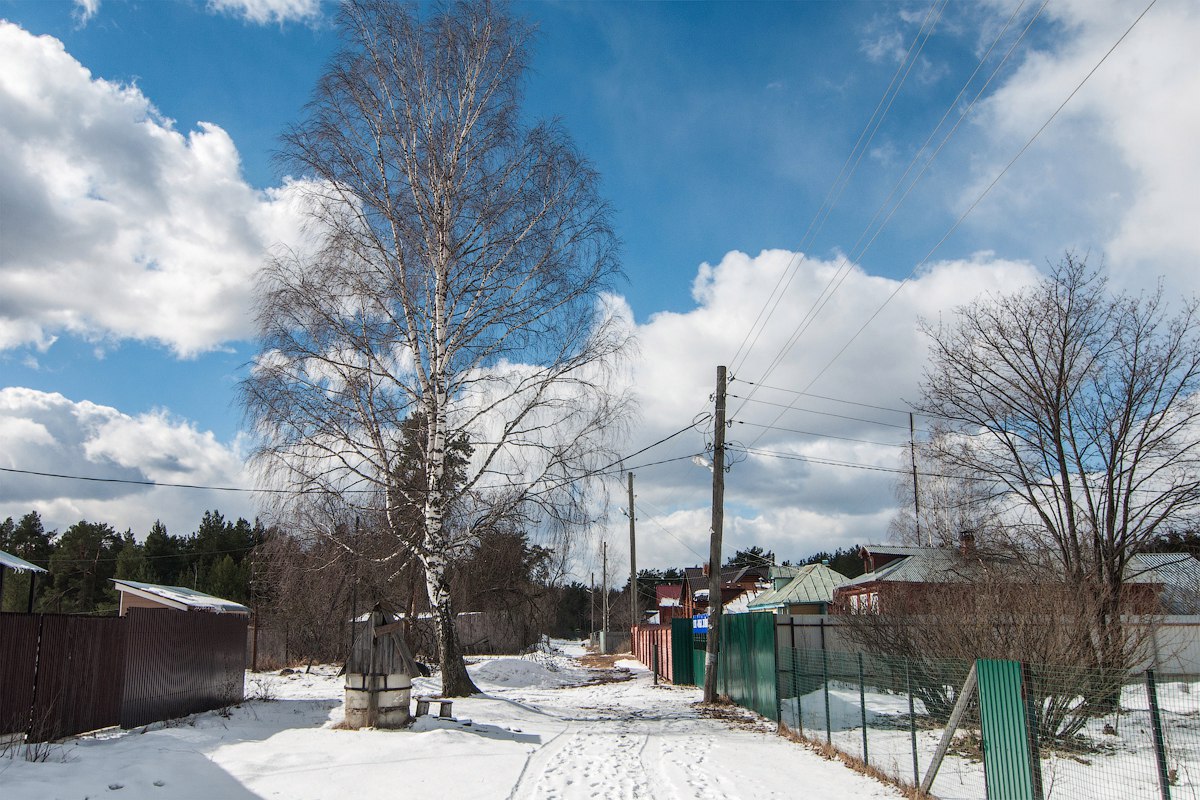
[858,652,869,765]
[907,659,919,787]
[1146,670,1173,800]
[822,646,831,743]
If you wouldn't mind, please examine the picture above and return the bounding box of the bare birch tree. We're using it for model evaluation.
[242,0,631,695]
[917,254,1200,674]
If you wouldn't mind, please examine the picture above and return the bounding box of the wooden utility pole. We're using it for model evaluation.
[703,365,727,703]
[909,413,926,547]
[627,472,637,631]
[601,541,610,635]
[589,571,595,636]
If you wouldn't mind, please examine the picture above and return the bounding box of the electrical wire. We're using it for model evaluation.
[634,496,709,563]
[739,0,1157,450]
[727,0,950,378]
[727,394,920,431]
[732,0,1048,419]
[0,419,709,499]
[731,419,909,449]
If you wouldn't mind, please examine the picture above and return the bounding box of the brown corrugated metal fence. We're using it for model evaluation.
[0,609,247,742]
[0,613,40,736]
[29,615,127,741]
[121,609,247,729]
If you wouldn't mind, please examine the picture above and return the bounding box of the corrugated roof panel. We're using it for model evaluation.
[0,549,47,573]
[112,579,250,614]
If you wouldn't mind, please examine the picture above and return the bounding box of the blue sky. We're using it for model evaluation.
[2,0,1197,573]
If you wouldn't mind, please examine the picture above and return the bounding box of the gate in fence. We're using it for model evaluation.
[0,608,247,742]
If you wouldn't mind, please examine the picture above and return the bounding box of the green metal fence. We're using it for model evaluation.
[659,614,1200,799]
[719,612,777,719]
[774,643,1200,800]
[670,617,694,685]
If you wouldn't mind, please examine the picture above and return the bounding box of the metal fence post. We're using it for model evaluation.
[1146,669,1173,800]
[859,652,869,765]
[653,641,659,686]
[820,638,830,743]
[773,620,782,723]
[907,659,919,787]
[792,640,801,735]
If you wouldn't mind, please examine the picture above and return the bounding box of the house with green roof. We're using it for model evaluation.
[747,562,848,615]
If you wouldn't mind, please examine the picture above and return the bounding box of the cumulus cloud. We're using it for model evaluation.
[965,0,1200,293]
[0,388,255,539]
[597,249,1040,573]
[0,22,309,356]
[207,0,323,25]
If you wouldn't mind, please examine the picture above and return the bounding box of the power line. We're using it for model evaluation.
[739,0,1155,448]
[731,379,946,419]
[730,444,909,475]
[0,419,708,499]
[728,0,950,378]
[731,419,909,449]
[727,394,921,431]
[0,466,276,494]
[732,0,1048,418]
[635,496,709,563]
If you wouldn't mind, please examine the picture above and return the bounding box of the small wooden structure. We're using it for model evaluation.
[345,604,420,729]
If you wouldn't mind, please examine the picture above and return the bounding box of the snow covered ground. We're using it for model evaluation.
[782,678,1200,800]
[1,642,902,800]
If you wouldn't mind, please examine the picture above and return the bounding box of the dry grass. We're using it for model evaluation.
[576,653,629,669]
[776,722,933,800]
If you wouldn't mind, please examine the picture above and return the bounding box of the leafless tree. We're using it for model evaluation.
[889,434,1004,549]
[839,550,1161,740]
[242,0,631,695]
[916,254,1200,675]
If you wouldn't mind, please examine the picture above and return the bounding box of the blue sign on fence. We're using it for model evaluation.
[693,613,709,632]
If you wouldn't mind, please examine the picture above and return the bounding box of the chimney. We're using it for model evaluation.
[702,562,710,577]
[959,529,977,558]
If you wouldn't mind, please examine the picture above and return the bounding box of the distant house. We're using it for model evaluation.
[0,548,47,613]
[680,563,774,619]
[651,584,684,625]
[748,562,847,615]
[111,579,250,617]
[833,539,1200,614]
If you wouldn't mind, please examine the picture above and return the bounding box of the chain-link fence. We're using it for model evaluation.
[776,645,1200,799]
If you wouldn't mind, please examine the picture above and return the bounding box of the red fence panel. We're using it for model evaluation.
[631,623,674,683]
[120,609,247,729]
[0,613,40,736]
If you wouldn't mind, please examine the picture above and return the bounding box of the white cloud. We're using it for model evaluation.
[73,0,100,26]
[965,0,1200,293]
[0,22,309,356]
[207,0,323,25]
[592,249,1040,576]
[0,387,255,539]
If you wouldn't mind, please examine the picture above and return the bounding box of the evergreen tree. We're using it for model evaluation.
[46,520,122,612]
[115,531,154,583]
[1,512,54,611]
[143,520,184,585]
